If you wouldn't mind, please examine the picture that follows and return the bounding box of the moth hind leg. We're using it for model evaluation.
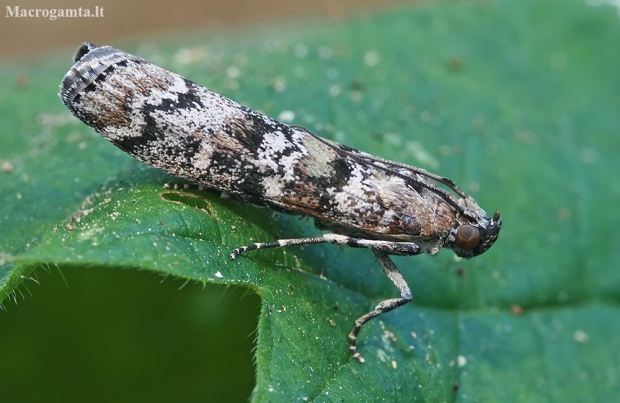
[230,233,423,259]
[229,236,329,259]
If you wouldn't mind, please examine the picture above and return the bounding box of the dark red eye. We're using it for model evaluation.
[455,225,481,250]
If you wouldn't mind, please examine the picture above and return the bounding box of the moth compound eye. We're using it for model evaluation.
[455,225,481,250]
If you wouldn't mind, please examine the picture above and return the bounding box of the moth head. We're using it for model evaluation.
[447,210,502,258]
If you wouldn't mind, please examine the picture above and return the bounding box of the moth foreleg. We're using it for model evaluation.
[348,250,413,363]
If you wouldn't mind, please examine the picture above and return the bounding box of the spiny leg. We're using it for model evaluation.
[348,250,413,363]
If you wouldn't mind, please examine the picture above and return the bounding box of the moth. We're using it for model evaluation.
[60,43,502,363]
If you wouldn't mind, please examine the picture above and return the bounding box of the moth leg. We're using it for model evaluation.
[230,234,418,363]
[230,236,330,259]
[349,250,413,363]
[322,233,422,256]
[230,233,422,259]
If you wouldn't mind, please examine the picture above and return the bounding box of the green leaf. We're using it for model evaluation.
[2,0,620,401]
